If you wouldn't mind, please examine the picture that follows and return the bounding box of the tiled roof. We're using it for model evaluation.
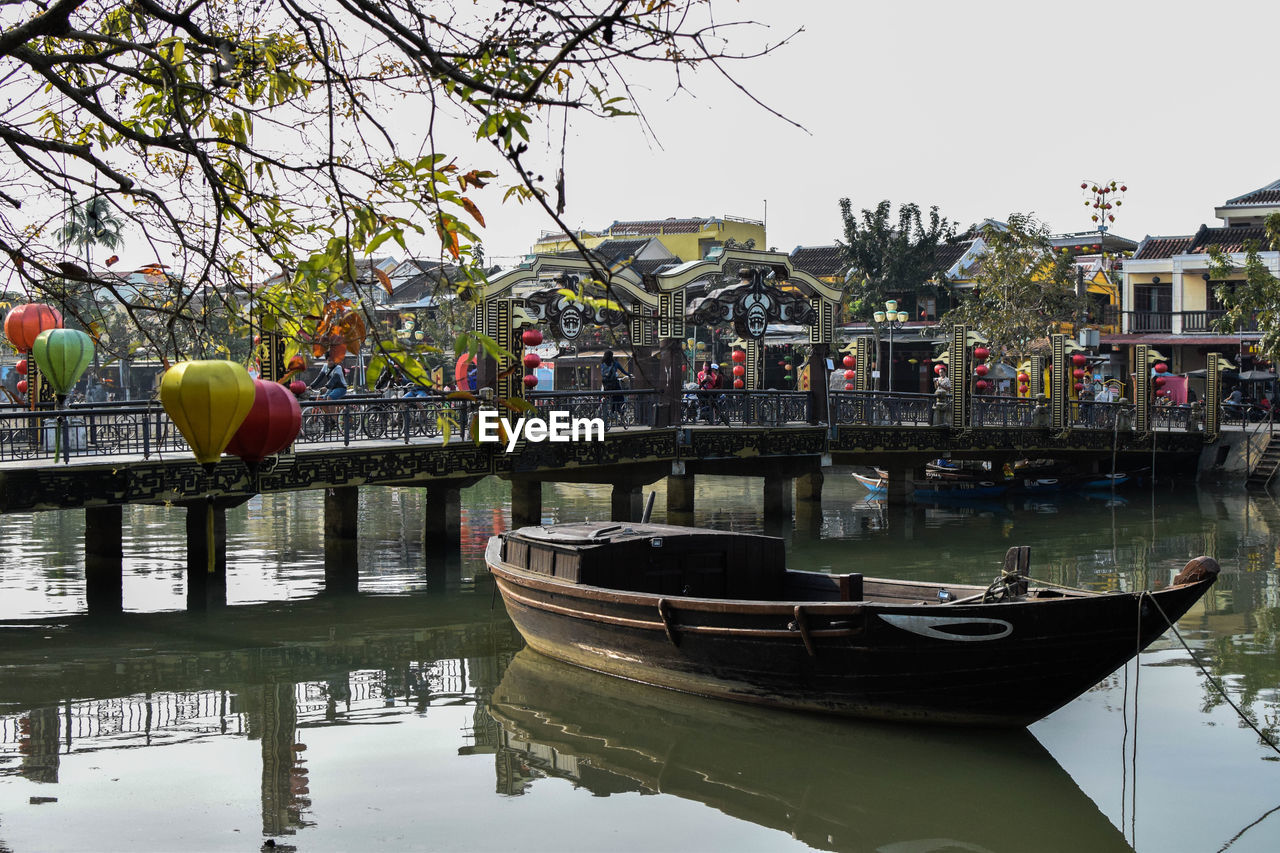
[609,217,711,236]
[1188,224,1270,254]
[789,245,847,278]
[591,238,651,263]
[1224,179,1280,207]
[1133,235,1194,260]
[934,240,974,273]
[628,258,680,279]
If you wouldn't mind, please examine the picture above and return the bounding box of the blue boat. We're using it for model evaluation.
[1079,474,1127,490]
[913,481,1008,500]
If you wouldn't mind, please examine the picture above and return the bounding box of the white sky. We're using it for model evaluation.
[478,0,1280,266]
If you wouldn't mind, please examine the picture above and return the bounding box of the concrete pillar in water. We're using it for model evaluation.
[510,480,542,528]
[612,484,642,522]
[763,475,794,519]
[795,469,824,503]
[324,486,359,594]
[424,485,461,552]
[186,500,227,610]
[84,505,124,615]
[667,473,696,514]
[883,464,913,505]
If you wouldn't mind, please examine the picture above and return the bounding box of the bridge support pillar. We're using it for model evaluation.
[85,505,123,615]
[883,465,913,505]
[511,480,542,528]
[612,484,642,522]
[667,474,695,514]
[795,469,824,502]
[763,475,794,519]
[185,501,227,610]
[324,486,359,594]
[424,485,461,552]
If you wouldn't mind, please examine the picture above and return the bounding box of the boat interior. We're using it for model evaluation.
[498,522,1060,606]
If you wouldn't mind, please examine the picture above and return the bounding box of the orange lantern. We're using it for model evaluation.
[4,304,62,354]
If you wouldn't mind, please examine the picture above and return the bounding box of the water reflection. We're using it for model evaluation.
[488,649,1132,853]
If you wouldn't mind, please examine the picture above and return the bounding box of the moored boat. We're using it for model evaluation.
[487,521,1219,727]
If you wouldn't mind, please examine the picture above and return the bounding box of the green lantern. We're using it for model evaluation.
[32,328,94,400]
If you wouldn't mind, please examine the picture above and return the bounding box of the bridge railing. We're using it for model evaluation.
[296,393,479,445]
[972,396,1036,428]
[527,389,658,429]
[0,401,186,463]
[679,390,810,426]
[830,390,935,426]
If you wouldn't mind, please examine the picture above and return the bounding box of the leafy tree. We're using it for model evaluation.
[0,0,788,381]
[837,199,955,318]
[940,213,1080,363]
[1209,212,1280,363]
[57,196,125,265]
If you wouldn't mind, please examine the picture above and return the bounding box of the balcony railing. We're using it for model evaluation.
[1126,311,1258,334]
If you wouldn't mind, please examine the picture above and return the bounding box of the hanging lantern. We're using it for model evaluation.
[32,328,94,399]
[1154,376,1167,388]
[777,360,786,367]
[15,379,27,394]
[1074,382,1084,392]
[225,380,302,468]
[844,382,854,391]
[784,364,792,372]
[159,361,257,471]
[974,364,989,377]
[523,374,539,389]
[973,346,990,362]
[733,378,745,389]
[1017,371,1029,383]
[288,379,307,395]
[844,369,855,380]
[975,379,989,392]
[1153,362,1168,374]
[733,364,745,377]
[732,349,747,363]
[4,303,63,354]
[522,352,541,370]
[1071,353,1088,367]
[15,359,26,376]
[1073,368,1085,380]
[521,328,543,347]
[934,364,946,375]
[842,355,855,368]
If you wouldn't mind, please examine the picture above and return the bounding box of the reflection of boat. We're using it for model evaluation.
[1081,473,1128,490]
[487,522,1220,726]
[489,649,1135,853]
[912,479,1008,500]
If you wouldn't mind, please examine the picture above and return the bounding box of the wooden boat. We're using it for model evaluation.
[855,470,1007,501]
[487,522,1219,726]
[851,470,886,494]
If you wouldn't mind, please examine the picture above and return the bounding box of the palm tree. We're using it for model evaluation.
[56,196,124,266]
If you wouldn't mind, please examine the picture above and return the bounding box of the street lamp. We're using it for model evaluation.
[872,300,909,391]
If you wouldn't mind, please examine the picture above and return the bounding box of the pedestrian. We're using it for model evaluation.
[601,350,632,421]
[313,357,348,401]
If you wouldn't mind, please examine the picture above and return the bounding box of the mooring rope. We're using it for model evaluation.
[1143,592,1280,757]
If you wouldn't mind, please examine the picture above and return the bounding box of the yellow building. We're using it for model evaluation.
[532,215,766,263]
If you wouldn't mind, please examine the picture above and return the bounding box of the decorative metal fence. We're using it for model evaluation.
[677,390,810,427]
[527,389,658,429]
[829,391,935,427]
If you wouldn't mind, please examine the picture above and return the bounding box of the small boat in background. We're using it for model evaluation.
[852,470,887,494]
[487,522,1220,726]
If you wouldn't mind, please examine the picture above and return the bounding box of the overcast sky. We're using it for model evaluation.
[479,0,1280,266]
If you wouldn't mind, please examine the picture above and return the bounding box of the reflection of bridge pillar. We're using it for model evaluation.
[510,479,542,528]
[424,485,461,552]
[185,501,227,610]
[667,473,695,515]
[85,505,124,615]
[19,705,61,784]
[763,475,793,519]
[611,484,642,522]
[324,486,359,594]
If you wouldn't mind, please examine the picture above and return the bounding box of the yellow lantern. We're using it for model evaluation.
[160,361,256,470]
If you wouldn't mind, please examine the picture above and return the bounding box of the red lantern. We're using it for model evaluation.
[522,352,541,370]
[973,346,989,362]
[1154,376,1166,388]
[1153,362,1168,374]
[521,328,543,347]
[733,378,745,389]
[4,303,63,354]
[1080,182,1088,189]
[253,335,262,346]
[732,364,745,377]
[1071,354,1087,367]
[975,379,989,392]
[844,382,854,391]
[842,355,855,368]
[288,379,307,395]
[934,364,945,375]
[523,374,539,389]
[225,380,303,468]
[1017,372,1029,382]
[15,359,27,376]
[974,364,989,377]
[732,349,747,363]
[844,369,855,380]
[1073,368,1085,380]
[777,360,786,367]
[15,379,27,394]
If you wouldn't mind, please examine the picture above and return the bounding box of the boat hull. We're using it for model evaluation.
[487,538,1214,727]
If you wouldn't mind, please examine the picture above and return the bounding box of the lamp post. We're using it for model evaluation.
[872,300,909,391]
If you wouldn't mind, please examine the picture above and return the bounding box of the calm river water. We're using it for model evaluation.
[1,472,1278,852]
